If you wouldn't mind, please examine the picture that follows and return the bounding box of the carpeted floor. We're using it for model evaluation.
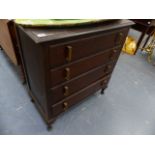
[0,29,155,134]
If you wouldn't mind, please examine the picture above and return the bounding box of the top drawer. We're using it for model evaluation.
[48,28,127,68]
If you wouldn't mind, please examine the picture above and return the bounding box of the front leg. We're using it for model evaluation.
[101,88,105,95]
[47,124,52,131]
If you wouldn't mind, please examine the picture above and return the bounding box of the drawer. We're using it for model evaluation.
[49,63,114,103]
[50,47,120,87]
[48,29,126,68]
[51,75,110,116]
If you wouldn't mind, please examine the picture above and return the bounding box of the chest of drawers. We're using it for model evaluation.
[16,20,133,128]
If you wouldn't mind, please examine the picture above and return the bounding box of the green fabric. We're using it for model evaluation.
[14,19,108,27]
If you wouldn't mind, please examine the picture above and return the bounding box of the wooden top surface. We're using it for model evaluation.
[131,19,155,27]
[17,19,134,44]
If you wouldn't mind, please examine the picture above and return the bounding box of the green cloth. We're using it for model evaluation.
[14,19,108,27]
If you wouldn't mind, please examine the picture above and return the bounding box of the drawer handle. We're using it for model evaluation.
[101,79,108,86]
[110,49,117,60]
[118,32,123,42]
[113,49,118,53]
[115,32,124,44]
[63,102,68,111]
[110,53,114,60]
[105,65,112,73]
[64,86,69,96]
[66,46,73,62]
[65,67,70,80]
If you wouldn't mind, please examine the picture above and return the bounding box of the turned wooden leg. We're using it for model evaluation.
[31,98,35,103]
[46,118,56,131]
[101,88,105,95]
[47,124,52,131]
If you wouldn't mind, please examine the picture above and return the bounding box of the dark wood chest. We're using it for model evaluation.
[16,20,133,128]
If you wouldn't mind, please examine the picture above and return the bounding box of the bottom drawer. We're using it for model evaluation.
[51,75,110,116]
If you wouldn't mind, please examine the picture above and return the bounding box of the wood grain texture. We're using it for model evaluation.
[0,19,18,65]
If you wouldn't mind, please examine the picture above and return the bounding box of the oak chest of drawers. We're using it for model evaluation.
[16,20,133,128]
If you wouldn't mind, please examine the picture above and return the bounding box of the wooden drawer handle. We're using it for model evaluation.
[113,49,118,53]
[101,79,108,86]
[66,46,73,62]
[117,32,124,43]
[65,67,70,80]
[110,49,118,60]
[63,102,68,111]
[105,65,112,73]
[64,86,69,96]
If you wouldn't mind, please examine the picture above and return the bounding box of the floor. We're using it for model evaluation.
[0,29,155,135]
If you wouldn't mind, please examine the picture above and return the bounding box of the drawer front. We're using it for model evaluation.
[51,75,110,116]
[48,29,126,68]
[50,47,120,87]
[50,62,114,103]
